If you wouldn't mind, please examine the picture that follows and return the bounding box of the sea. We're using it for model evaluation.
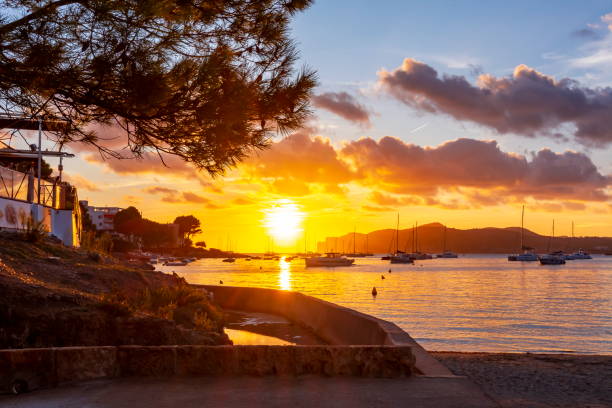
[157,254,612,354]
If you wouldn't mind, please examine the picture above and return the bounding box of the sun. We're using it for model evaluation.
[263,199,304,244]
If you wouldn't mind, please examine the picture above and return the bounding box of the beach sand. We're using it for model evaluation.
[432,352,612,408]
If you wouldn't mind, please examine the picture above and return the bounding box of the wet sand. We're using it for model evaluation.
[432,352,612,408]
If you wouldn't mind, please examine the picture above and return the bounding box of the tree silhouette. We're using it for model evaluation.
[113,206,142,235]
[0,0,316,174]
[173,215,202,245]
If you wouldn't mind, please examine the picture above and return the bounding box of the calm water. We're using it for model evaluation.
[158,255,612,354]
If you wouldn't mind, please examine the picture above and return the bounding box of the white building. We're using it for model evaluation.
[80,201,123,231]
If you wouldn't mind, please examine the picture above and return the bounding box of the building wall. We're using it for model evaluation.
[0,197,35,230]
[50,209,79,247]
[0,198,80,247]
[80,201,123,231]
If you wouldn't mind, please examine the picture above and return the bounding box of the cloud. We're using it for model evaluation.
[341,136,611,203]
[243,128,353,196]
[311,92,371,126]
[87,151,196,177]
[63,174,101,192]
[572,28,602,40]
[232,197,254,206]
[144,186,219,208]
[377,58,612,146]
[243,130,610,206]
[144,186,178,195]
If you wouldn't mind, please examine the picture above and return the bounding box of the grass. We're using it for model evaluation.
[101,283,225,332]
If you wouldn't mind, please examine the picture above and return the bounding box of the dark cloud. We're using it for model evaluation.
[311,92,371,126]
[145,187,219,208]
[378,58,612,146]
[571,28,602,40]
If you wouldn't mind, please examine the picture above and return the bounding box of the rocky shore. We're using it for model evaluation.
[0,233,230,348]
[432,351,612,408]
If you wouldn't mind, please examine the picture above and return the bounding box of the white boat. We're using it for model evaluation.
[149,258,158,264]
[436,251,458,258]
[388,214,418,263]
[540,254,565,265]
[305,253,354,267]
[571,249,592,259]
[164,261,188,266]
[390,252,413,264]
[436,226,458,258]
[409,252,433,260]
[508,205,539,262]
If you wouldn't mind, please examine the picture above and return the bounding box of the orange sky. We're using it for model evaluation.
[56,126,611,253]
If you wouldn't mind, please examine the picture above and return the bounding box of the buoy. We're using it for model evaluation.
[371,287,377,296]
[388,269,392,273]
[381,275,385,280]
[259,266,262,270]
[219,280,223,284]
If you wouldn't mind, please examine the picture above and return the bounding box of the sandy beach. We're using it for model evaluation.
[432,352,612,408]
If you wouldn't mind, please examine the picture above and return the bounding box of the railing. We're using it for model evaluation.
[0,165,66,209]
[0,166,29,202]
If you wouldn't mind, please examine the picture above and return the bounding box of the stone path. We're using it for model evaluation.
[1,376,498,408]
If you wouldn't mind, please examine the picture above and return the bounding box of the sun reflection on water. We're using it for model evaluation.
[278,257,292,291]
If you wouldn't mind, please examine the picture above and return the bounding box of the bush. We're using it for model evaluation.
[81,231,114,254]
[101,283,224,332]
[20,215,48,243]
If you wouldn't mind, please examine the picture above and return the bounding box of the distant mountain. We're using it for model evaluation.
[317,223,612,254]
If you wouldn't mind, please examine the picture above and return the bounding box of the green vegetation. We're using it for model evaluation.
[80,231,114,254]
[0,0,316,174]
[19,215,48,243]
[102,283,224,332]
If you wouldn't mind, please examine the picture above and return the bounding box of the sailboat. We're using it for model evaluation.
[408,221,433,260]
[390,214,414,264]
[569,222,592,259]
[346,227,366,257]
[436,225,458,258]
[508,205,538,261]
[540,220,566,265]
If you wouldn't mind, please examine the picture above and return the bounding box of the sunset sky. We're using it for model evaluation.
[27,1,612,251]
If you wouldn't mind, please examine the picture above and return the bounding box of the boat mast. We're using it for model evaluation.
[395,213,399,253]
[415,221,419,252]
[443,225,447,252]
[353,226,356,254]
[520,205,524,251]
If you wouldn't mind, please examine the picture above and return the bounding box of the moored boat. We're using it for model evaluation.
[164,260,188,266]
[390,252,414,264]
[436,251,458,258]
[305,253,354,267]
[540,254,565,265]
[508,205,539,262]
[570,249,592,259]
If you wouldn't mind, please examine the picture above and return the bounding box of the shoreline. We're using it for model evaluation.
[431,351,612,408]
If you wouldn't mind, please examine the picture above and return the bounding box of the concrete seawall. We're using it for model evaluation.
[198,285,452,376]
[0,345,415,394]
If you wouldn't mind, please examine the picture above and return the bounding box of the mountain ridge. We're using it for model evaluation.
[317,223,612,254]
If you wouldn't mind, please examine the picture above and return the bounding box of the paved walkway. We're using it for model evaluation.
[1,376,498,408]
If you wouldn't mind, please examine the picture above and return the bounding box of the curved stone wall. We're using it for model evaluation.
[199,285,451,376]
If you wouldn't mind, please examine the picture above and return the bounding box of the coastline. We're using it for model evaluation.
[226,313,611,408]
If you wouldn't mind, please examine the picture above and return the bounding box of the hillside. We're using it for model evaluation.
[0,232,230,349]
[318,223,612,254]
